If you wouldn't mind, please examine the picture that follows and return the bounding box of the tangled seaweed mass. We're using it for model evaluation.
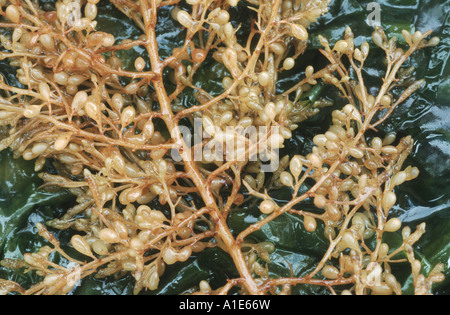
[0,0,446,295]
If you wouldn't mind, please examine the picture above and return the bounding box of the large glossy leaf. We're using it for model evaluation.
[0,150,72,287]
